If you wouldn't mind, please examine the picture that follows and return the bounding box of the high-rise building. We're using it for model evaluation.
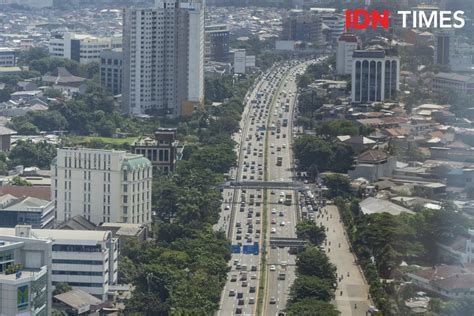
[51,148,153,225]
[100,49,123,95]
[205,24,230,63]
[336,33,358,75]
[351,50,400,103]
[122,0,205,118]
[0,225,52,316]
[434,30,452,66]
[281,10,324,47]
[48,33,122,65]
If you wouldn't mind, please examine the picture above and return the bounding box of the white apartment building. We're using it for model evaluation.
[51,148,153,226]
[122,0,205,118]
[0,226,118,301]
[336,33,358,75]
[49,33,122,65]
[0,225,52,316]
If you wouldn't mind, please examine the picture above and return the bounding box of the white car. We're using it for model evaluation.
[271,228,277,234]
[280,221,286,226]
[271,209,277,214]
[270,265,276,271]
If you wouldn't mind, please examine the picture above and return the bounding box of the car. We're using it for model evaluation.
[271,227,277,234]
[280,221,286,226]
[270,297,277,304]
[238,298,245,305]
[231,274,237,282]
[251,265,257,271]
[242,281,248,287]
[278,198,284,204]
[251,274,257,280]
[270,265,276,271]
[224,205,230,210]
[271,219,276,224]
[237,292,243,299]
[271,209,277,214]
[229,289,236,296]
[235,307,243,314]
[249,297,255,304]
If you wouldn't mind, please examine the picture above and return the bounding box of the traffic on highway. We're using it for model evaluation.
[216,59,319,316]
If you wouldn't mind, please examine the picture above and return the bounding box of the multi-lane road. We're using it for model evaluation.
[215,60,312,316]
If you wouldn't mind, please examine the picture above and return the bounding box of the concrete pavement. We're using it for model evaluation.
[316,205,372,315]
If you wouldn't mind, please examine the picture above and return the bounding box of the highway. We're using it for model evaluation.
[216,60,314,316]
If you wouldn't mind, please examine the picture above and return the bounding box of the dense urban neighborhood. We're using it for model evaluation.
[0,0,473,315]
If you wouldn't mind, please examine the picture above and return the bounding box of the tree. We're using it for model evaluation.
[296,220,326,245]
[11,176,32,186]
[8,140,57,169]
[53,282,72,296]
[322,174,351,199]
[285,298,340,316]
[289,275,335,302]
[296,247,337,282]
[14,122,39,135]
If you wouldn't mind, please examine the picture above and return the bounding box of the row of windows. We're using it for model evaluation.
[53,270,105,276]
[52,281,105,288]
[52,259,103,265]
[52,244,102,252]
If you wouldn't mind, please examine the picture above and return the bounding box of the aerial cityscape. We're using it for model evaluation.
[0,0,473,315]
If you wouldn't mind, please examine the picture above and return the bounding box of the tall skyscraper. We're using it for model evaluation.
[281,10,324,47]
[351,50,400,103]
[336,33,358,75]
[122,0,205,118]
[205,24,230,63]
[434,30,452,66]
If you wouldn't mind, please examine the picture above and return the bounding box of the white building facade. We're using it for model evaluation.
[122,0,205,118]
[0,48,16,67]
[351,50,400,103]
[0,227,118,301]
[336,33,358,75]
[49,33,121,64]
[51,148,153,226]
[0,226,52,316]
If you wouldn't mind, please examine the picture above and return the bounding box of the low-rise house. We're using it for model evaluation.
[407,263,474,299]
[359,196,415,215]
[0,194,55,229]
[348,149,397,182]
[336,135,376,152]
[0,126,16,151]
[42,67,87,95]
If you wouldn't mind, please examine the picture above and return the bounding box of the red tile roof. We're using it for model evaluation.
[0,186,51,201]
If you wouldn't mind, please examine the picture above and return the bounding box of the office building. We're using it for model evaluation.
[131,128,182,173]
[0,225,52,316]
[0,48,16,67]
[100,49,123,95]
[48,33,121,65]
[281,10,323,46]
[0,195,55,229]
[205,24,230,63]
[231,49,255,75]
[351,50,400,103]
[434,30,452,66]
[51,148,153,225]
[0,226,118,301]
[432,72,474,96]
[122,0,205,118]
[336,33,358,75]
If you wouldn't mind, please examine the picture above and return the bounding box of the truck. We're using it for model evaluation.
[284,193,292,206]
[276,157,283,166]
[278,272,286,280]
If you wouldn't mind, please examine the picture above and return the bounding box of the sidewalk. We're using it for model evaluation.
[315,205,372,315]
